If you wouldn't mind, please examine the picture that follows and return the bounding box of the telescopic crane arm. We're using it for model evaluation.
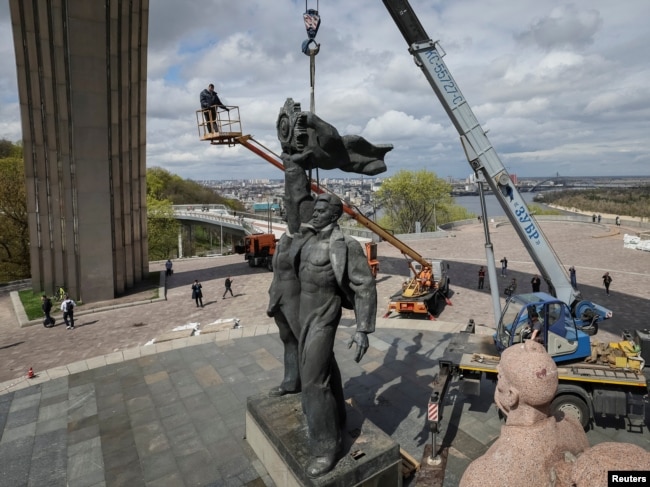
[381,0,612,324]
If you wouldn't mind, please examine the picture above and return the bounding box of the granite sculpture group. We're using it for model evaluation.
[460,340,650,487]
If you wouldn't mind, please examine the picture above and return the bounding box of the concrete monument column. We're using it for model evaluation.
[9,0,149,302]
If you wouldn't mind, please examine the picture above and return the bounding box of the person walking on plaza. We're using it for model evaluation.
[569,266,577,289]
[41,294,54,328]
[500,257,508,277]
[477,266,486,289]
[531,274,541,293]
[223,276,234,299]
[165,259,173,277]
[615,216,621,227]
[602,272,612,295]
[191,280,203,307]
[61,295,76,330]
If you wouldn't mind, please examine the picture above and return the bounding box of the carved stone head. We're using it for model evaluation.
[495,340,558,418]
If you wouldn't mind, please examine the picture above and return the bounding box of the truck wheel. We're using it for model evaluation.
[551,395,589,429]
[267,259,273,272]
[248,259,255,268]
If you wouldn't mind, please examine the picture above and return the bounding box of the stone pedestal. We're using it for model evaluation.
[246,393,402,487]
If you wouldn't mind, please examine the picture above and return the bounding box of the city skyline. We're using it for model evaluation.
[196,174,650,185]
[1,0,649,181]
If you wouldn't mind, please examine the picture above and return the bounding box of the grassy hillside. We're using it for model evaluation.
[540,187,650,219]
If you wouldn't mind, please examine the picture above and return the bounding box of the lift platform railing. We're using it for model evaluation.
[195,106,243,146]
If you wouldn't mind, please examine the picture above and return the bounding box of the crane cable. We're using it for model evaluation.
[302,1,321,186]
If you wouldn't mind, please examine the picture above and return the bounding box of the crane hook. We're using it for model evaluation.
[302,39,320,56]
[302,5,321,56]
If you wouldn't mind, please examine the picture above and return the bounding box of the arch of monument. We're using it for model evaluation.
[9,0,150,302]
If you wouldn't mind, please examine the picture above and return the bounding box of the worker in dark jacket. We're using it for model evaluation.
[199,83,228,133]
[41,294,54,327]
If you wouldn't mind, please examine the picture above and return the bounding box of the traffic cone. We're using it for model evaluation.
[27,367,35,379]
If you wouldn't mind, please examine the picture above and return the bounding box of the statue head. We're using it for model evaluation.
[310,193,343,230]
[495,340,558,424]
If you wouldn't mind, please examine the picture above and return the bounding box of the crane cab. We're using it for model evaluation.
[494,292,592,363]
[196,105,243,146]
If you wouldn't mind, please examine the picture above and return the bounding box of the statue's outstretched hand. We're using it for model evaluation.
[347,331,369,363]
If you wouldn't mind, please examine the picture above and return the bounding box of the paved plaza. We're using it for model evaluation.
[0,221,649,486]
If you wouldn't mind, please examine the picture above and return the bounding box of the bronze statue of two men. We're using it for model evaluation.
[266,98,391,477]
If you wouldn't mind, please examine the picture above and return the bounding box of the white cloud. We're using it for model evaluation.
[362,110,445,141]
[516,4,602,51]
[0,0,648,179]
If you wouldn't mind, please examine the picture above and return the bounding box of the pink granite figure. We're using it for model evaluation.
[552,442,650,487]
[460,340,589,487]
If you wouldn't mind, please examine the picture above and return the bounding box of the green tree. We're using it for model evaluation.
[146,195,180,260]
[0,142,30,281]
[0,138,22,158]
[374,169,472,233]
[146,166,244,210]
[146,167,174,201]
[146,167,245,257]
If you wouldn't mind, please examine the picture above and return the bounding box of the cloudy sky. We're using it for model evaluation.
[1,0,649,181]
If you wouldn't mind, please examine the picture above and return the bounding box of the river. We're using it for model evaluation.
[453,192,539,218]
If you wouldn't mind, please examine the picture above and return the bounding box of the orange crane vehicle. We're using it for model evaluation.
[195,106,452,319]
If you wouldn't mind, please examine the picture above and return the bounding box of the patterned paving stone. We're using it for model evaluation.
[1,223,649,486]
